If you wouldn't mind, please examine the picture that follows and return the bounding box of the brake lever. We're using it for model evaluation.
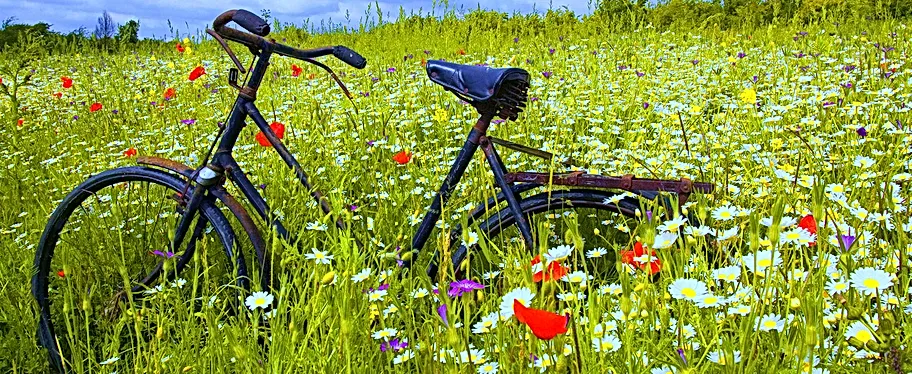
[303,58,354,102]
[206,28,246,73]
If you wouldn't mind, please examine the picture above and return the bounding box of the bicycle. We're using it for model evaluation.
[31,9,714,371]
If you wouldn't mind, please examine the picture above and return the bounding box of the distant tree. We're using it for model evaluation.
[116,20,139,43]
[94,11,116,39]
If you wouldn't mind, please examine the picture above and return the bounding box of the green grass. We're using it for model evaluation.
[1,11,912,373]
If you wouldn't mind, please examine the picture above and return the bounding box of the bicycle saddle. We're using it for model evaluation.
[426,60,529,103]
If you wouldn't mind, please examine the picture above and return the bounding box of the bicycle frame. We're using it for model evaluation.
[160,41,536,281]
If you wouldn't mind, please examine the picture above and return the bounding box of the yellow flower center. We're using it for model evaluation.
[758,259,772,267]
[682,288,696,298]
[764,320,776,329]
[704,297,718,304]
[856,330,872,343]
[863,278,880,289]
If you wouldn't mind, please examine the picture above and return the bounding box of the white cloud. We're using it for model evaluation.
[1,0,597,39]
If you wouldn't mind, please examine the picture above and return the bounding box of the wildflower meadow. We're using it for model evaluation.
[1,4,912,373]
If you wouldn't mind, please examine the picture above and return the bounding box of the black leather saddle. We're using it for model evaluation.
[426,60,529,120]
[426,60,528,103]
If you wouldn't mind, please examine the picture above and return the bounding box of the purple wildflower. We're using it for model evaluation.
[839,234,856,251]
[150,101,157,106]
[635,71,644,77]
[73,115,78,120]
[513,37,519,43]
[542,71,552,79]
[361,91,369,97]
[618,65,628,71]
[258,183,267,190]
[841,82,853,89]
[737,51,747,59]
[752,75,758,83]
[643,102,650,109]
[677,348,687,364]
[548,48,556,55]
[822,101,835,108]
[371,77,379,82]
[350,205,358,211]
[492,119,505,125]
[856,127,867,137]
[437,304,448,326]
[843,65,856,73]
[380,339,408,353]
[387,67,396,73]
[424,50,430,55]
[112,109,118,114]
[181,119,196,125]
[646,210,653,222]
[152,250,175,258]
[447,279,484,297]
[691,59,699,65]
[530,97,539,102]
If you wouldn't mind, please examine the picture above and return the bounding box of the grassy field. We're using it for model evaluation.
[1,11,912,373]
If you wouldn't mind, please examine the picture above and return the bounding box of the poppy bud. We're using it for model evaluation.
[321,271,336,285]
[475,290,484,303]
[399,251,413,262]
[82,298,92,314]
[156,325,164,340]
[459,258,469,273]
[620,296,633,317]
[340,318,352,336]
[880,313,895,335]
[805,326,817,347]
[446,327,460,347]
[789,297,801,309]
[593,228,600,236]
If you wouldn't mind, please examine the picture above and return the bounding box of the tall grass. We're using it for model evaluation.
[1,6,911,373]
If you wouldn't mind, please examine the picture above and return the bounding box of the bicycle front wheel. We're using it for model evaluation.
[32,166,248,372]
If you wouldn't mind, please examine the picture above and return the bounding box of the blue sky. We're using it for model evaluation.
[0,0,598,39]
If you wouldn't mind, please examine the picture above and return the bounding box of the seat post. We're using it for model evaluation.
[407,111,493,265]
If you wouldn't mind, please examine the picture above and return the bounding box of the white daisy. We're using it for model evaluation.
[849,267,893,295]
[244,291,274,310]
[668,278,708,301]
[499,287,535,320]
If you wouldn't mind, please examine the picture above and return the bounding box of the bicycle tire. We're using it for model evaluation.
[31,166,247,372]
[443,189,641,278]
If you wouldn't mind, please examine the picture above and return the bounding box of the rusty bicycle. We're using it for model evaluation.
[32,9,713,371]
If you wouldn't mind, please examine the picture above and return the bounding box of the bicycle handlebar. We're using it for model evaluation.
[211,9,367,70]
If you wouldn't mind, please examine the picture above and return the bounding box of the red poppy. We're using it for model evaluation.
[90,102,102,112]
[798,214,817,246]
[61,76,73,89]
[620,242,661,275]
[53,92,62,99]
[123,148,137,157]
[530,255,569,282]
[420,58,427,66]
[188,66,206,81]
[457,49,466,55]
[255,122,286,147]
[176,43,185,53]
[164,87,176,100]
[513,299,569,340]
[291,64,302,77]
[392,150,412,165]
[56,270,65,278]
[307,73,317,80]
[0,77,3,85]
[17,118,24,127]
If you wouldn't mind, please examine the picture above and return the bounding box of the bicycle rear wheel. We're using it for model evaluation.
[445,189,642,281]
[32,166,248,372]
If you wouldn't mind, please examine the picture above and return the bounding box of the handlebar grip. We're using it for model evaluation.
[232,10,270,37]
[333,46,367,69]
